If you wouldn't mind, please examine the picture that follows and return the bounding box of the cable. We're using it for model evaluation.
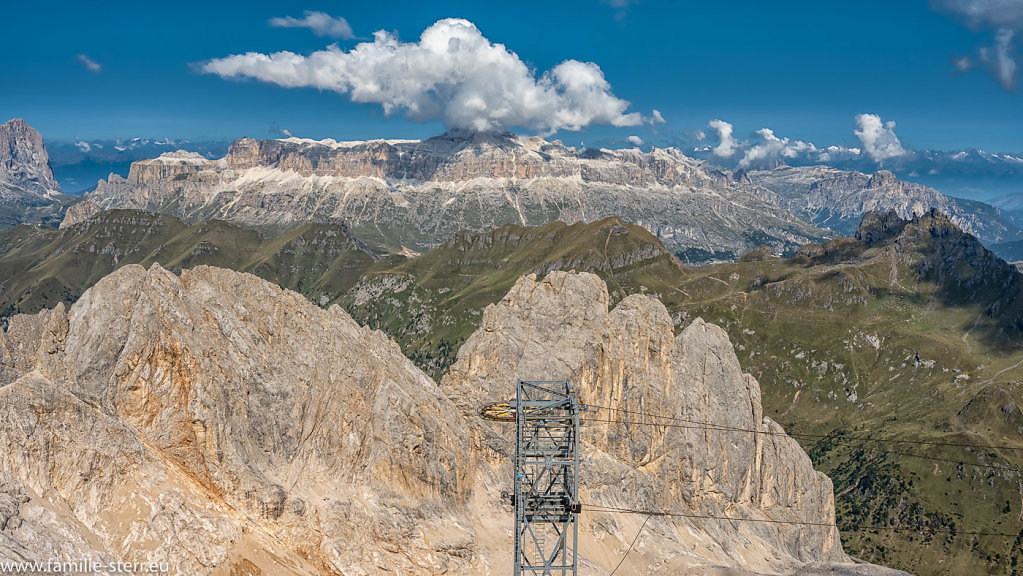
[584,502,837,527]
[582,502,1023,538]
[581,415,1020,472]
[608,513,650,576]
[584,402,1023,453]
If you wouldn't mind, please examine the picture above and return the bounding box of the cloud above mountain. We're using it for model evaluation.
[268,11,355,40]
[202,18,646,133]
[738,129,820,169]
[854,113,906,162]
[708,119,737,157]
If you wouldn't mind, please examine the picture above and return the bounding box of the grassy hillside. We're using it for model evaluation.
[340,217,685,376]
[0,209,381,322]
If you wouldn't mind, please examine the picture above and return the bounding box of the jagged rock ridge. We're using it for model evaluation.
[61,130,828,259]
[0,264,905,574]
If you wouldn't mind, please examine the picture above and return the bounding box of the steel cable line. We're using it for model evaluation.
[581,502,1023,538]
[583,402,1023,452]
[580,414,1020,472]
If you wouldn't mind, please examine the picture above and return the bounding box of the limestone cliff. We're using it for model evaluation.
[0,265,905,575]
[0,118,61,198]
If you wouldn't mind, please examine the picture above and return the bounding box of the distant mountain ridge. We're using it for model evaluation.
[58,128,1023,264]
[46,137,229,193]
[743,165,1023,249]
[61,129,831,260]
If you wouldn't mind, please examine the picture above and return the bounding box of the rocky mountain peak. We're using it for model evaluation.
[0,117,61,196]
[867,169,899,189]
[855,209,908,246]
[424,127,520,149]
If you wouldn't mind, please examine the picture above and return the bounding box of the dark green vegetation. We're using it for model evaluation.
[0,189,79,229]
[0,209,381,322]
[339,217,684,377]
[3,208,1023,575]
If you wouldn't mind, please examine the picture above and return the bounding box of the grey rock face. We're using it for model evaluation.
[0,118,61,198]
[61,132,828,259]
[746,165,1023,246]
[0,265,907,575]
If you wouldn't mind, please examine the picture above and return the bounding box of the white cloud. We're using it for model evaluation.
[76,54,101,73]
[707,119,736,158]
[693,129,706,141]
[933,1,1021,90]
[269,11,355,40]
[626,135,644,146]
[739,128,788,168]
[75,141,91,153]
[954,54,974,71]
[203,18,646,134]
[854,114,906,162]
[651,109,665,124]
[993,28,1017,89]
[932,0,1023,30]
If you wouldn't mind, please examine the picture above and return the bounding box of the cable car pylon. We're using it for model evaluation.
[482,380,581,576]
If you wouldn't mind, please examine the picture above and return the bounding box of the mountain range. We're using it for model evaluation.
[685,140,1023,202]
[5,117,1023,264]
[60,129,831,261]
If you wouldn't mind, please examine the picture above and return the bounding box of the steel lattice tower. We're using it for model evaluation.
[512,380,580,576]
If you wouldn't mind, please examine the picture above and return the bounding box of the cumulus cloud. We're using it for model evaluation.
[738,129,816,169]
[626,135,644,146]
[707,119,737,158]
[269,11,355,40]
[202,18,646,133]
[76,54,101,73]
[651,109,665,124]
[932,0,1021,89]
[854,113,906,162]
[739,129,786,168]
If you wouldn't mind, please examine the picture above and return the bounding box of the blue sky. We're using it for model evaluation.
[2,0,1021,152]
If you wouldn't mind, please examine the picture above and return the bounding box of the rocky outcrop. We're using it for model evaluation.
[61,130,828,259]
[746,165,1023,247]
[0,118,60,198]
[0,265,476,574]
[0,265,906,575]
[441,271,907,574]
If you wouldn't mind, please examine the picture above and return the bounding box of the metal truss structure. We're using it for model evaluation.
[511,380,580,576]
